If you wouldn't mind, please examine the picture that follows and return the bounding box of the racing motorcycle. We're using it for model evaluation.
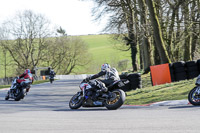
[5,77,32,101]
[188,75,200,105]
[69,79,127,110]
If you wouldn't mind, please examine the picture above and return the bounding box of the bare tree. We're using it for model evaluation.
[0,10,53,72]
[44,36,91,74]
[146,0,170,64]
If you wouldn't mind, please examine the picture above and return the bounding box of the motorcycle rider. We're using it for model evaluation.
[16,69,34,92]
[85,63,120,97]
[49,69,56,78]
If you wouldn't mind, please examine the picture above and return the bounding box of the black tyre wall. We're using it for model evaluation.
[120,73,142,91]
[169,63,175,82]
[185,61,199,79]
[173,61,187,81]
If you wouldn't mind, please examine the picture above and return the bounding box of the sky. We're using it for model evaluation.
[0,0,107,36]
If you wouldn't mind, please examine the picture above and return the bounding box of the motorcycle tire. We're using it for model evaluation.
[5,91,9,100]
[14,89,25,101]
[69,93,84,109]
[104,89,126,110]
[50,79,53,83]
[188,87,200,106]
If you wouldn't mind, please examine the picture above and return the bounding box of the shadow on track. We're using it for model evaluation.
[53,108,109,112]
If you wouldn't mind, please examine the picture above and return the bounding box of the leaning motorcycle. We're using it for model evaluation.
[69,79,127,110]
[188,75,200,105]
[5,78,32,101]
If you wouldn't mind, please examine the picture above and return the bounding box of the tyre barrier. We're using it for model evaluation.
[119,73,142,92]
[185,61,199,79]
[172,61,187,81]
[169,60,200,82]
[169,63,175,82]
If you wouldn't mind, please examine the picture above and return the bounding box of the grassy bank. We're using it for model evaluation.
[125,73,196,105]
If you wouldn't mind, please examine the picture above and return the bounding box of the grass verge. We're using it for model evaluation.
[125,73,196,105]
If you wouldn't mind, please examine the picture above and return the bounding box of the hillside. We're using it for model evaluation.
[76,34,132,74]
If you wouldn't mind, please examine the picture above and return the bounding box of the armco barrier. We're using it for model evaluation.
[55,74,91,79]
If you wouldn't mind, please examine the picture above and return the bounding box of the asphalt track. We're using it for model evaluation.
[0,79,200,133]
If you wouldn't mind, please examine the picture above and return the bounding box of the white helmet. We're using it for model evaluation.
[101,63,110,72]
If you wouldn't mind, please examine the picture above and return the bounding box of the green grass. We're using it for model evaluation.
[125,73,196,105]
[0,85,10,89]
[0,80,49,89]
[79,34,132,73]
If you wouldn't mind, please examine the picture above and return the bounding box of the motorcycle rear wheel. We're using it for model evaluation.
[69,93,84,109]
[188,87,200,106]
[104,89,126,110]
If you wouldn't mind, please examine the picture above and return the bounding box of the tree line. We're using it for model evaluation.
[0,10,90,77]
[89,0,200,73]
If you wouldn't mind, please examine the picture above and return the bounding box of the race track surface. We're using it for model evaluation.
[0,79,200,133]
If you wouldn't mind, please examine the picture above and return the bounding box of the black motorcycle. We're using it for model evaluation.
[5,78,32,101]
[69,79,127,110]
[188,75,200,105]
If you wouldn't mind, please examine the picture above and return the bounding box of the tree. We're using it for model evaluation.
[57,26,67,36]
[146,0,170,64]
[0,10,53,72]
[90,0,139,71]
[138,0,153,72]
[44,36,90,74]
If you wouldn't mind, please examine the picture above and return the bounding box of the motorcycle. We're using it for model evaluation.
[69,79,126,110]
[49,75,54,84]
[188,75,200,105]
[5,78,32,101]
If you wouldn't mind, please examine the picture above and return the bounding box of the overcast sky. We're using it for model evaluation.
[0,0,107,35]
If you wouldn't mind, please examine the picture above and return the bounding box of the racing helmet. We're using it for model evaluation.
[101,63,110,72]
[24,69,31,74]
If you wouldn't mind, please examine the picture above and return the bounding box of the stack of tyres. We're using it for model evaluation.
[169,63,175,82]
[119,74,132,92]
[185,61,199,79]
[173,61,187,81]
[127,73,142,90]
[196,59,200,76]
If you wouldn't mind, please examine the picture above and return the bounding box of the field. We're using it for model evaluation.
[76,34,132,74]
[0,34,132,78]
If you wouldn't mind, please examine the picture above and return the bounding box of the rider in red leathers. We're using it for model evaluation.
[16,69,34,92]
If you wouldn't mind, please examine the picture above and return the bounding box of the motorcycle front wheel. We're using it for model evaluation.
[104,89,126,110]
[14,89,25,101]
[188,87,200,106]
[5,91,9,100]
[69,92,84,109]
